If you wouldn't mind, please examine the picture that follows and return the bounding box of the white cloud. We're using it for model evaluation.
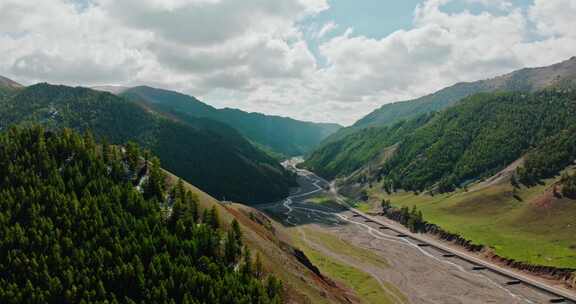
[464,0,513,10]
[302,0,576,124]
[0,0,575,125]
[317,21,338,38]
[529,0,576,38]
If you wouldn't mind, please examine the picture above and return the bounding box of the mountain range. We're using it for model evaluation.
[95,85,341,157]
[0,81,296,204]
[354,56,576,129]
[304,56,576,180]
[2,54,576,302]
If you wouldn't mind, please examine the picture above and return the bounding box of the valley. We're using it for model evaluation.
[4,2,576,303]
[258,159,576,303]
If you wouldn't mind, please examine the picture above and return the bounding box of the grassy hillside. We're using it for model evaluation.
[311,87,576,195]
[363,171,576,269]
[122,86,341,157]
[0,83,294,204]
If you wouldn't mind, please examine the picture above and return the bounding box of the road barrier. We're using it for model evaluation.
[345,209,576,303]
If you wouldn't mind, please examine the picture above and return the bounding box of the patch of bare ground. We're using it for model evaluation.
[529,184,559,208]
[473,157,524,190]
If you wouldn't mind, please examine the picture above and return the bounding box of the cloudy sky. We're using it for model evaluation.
[1,0,575,125]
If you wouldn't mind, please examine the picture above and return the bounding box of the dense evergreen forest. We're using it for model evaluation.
[302,113,434,179]
[378,89,576,192]
[0,126,282,303]
[516,125,576,185]
[0,83,295,204]
[121,86,341,157]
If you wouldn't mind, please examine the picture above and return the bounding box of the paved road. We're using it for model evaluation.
[259,161,576,304]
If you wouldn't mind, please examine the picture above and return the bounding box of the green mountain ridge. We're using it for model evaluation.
[377,88,576,192]
[120,86,342,157]
[316,56,576,149]
[305,56,576,180]
[303,113,434,179]
[356,56,576,129]
[0,83,294,204]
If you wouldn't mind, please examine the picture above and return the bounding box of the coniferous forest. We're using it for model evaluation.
[0,83,295,204]
[378,89,576,192]
[0,126,282,303]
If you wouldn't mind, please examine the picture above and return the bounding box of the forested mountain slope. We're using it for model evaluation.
[369,88,576,193]
[314,56,576,158]
[356,56,576,130]
[302,113,434,179]
[121,86,341,156]
[0,126,283,303]
[0,83,294,204]
[332,87,576,271]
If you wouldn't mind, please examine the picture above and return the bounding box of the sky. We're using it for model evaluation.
[1,0,575,125]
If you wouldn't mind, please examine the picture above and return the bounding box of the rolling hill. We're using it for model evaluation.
[119,86,342,157]
[302,113,434,179]
[322,86,576,272]
[0,83,295,204]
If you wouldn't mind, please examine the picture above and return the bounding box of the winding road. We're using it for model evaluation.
[258,159,576,304]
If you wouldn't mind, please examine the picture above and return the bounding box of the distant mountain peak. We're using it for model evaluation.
[0,75,23,89]
[121,86,342,156]
[352,56,576,129]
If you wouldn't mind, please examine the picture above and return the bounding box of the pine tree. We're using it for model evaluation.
[241,246,253,278]
[208,206,220,230]
[255,252,264,279]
